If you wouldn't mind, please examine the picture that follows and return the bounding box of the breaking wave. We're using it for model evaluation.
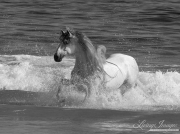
[0,55,180,110]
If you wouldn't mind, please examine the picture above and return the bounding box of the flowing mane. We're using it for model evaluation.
[71,31,104,79]
[54,28,139,104]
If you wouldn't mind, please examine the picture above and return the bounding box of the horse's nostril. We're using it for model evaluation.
[54,54,61,62]
[54,54,57,60]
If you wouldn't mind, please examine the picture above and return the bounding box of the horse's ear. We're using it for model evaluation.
[67,30,74,38]
[66,26,75,37]
[61,30,65,35]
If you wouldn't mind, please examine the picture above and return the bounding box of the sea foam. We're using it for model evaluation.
[0,55,180,110]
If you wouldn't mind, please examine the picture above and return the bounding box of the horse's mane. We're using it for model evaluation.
[72,30,104,77]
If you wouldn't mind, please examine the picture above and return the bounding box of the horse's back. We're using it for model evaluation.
[106,53,139,85]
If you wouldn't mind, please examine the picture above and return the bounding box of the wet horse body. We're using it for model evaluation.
[54,29,139,102]
[104,54,139,92]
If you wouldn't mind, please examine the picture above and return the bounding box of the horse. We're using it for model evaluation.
[54,28,139,103]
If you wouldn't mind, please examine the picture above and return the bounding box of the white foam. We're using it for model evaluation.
[0,55,180,110]
[0,55,73,92]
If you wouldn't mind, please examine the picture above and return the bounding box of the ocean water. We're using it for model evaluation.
[0,0,180,133]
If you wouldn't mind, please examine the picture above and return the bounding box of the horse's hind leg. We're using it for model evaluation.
[121,59,139,95]
[120,80,136,96]
[120,81,128,95]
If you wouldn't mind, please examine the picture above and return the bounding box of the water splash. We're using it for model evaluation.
[0,55,180,110]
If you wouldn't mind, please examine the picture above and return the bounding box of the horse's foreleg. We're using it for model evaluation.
[56,86,61,100]
[56,78,72,106]
[76,84,89,102]
[56,85,66,105]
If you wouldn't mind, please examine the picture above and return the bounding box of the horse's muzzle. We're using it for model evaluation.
[54,53,63,62]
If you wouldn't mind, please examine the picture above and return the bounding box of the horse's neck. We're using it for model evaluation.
[71,52,94,79]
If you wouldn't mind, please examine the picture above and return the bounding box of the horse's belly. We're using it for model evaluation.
[103,63,124,89]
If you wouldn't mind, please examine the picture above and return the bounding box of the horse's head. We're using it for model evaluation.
[54,30,77,62]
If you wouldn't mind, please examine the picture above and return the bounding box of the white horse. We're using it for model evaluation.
[54,29,139,103]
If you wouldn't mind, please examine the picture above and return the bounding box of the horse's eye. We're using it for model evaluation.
[63,39,70,45]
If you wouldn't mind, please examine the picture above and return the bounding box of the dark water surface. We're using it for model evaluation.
[1,0,180,69]
[0,104,180,134]
[1,0,180,133]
